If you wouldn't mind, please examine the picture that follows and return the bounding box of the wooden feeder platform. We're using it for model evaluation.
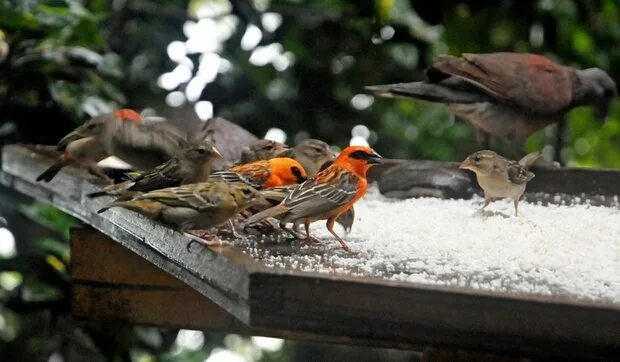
[1,144,619,360]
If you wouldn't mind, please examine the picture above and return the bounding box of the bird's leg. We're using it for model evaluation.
[513,198,519,217]
[300,220,321,245]
[87,163,113,184]
[553,117,565,166]
[184,231,230,252]
[227,219,243,239]
[279,221,305,240]
[326,218,351,252]
[481,195,492,210]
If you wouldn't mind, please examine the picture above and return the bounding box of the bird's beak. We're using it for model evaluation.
[367,151,383,164]
[595,100,611,123]
[459,159,474,170]
[57,131,85,151]
[211,145,224,159]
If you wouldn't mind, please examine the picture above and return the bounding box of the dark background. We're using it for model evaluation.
[0,0,618,361]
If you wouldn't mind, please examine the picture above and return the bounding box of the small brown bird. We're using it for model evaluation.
[239,139,290,163]
[36,136,109,182]
[281,139,335,177]
[88,140,222,199]
[459,150,541,216]
[367,53,616,147]
[58,109,188,170]
[98,181,261,246]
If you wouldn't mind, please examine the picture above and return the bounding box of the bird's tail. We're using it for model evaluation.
[36,159,69,182]
[518,152,542,169]
[88,181,135,198]
[243,204,289,227]
[98,200,163,218]
[365,82,483,103]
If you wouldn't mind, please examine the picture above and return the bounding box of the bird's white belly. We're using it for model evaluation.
[477,174,526,198]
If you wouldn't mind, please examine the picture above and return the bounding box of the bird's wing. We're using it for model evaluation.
[507,161,535,184]
[208,170,263,189]
[136,183,224,211]
[431,53,572,114]
[229,161,271,186]
[108,121,188,158]
[282,167,359,219]
[129,158,182,191]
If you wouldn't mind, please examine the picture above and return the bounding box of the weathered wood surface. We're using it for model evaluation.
[2,144,620,359]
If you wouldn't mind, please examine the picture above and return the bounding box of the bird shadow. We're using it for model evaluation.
[473,209,512,219]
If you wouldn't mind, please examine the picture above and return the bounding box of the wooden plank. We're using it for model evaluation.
[70,226,431,350]
[3,144,620,359]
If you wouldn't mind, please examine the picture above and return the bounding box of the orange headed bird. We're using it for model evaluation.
[208,157,307,189]
[243,146,382,251]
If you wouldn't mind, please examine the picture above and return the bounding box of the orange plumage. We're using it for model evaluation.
[244,146,383,251]
[209,157,307,189]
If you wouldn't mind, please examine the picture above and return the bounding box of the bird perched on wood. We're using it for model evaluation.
[280,139,334,177]
[36,136,109,182]
[239,139,290,164]
[98,181,261,246]
[209,157,307,189]
[87,140,222,199]
[367,53,617,148]
[459,150,541,216]
[260,185,355,233]
[57,109,188,170]
[243,146,383,251]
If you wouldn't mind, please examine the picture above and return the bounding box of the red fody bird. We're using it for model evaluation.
[208,157,307,189]
[367,53,617,146]
[243,146,383,251]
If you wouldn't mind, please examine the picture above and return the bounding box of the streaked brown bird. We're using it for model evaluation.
[239,139,290,163]
[87,140,222,199]
[460,150,541,216]
[367,53,617,149]
[36,136,109,182]
[58,109,188,170]
[281,139,335,177]
[98,181,261,246]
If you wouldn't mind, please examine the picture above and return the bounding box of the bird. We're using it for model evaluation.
[239,139,290,163]
[259,185,355,233]
[208,157,307,190]
[243,146,383,251]
[87,140,223,199]
[459,150,541,216]
[98,181,261,246]
[367,53,617,149]
[36,136,109,182]
[280,139,335,177]
[57,109,188,170]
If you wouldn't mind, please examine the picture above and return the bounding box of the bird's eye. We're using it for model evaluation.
[265,145,273,151]
[242,188,253,195]
[86,124,96,130]
[473,155,481,162]
[197,148,206,154]
[291,166,302,178]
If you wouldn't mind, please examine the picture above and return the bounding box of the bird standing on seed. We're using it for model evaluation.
[98,181,261,246]
[239,139,290,163]
[243,146,383,251]
[36,136,109,182]
[280,139,335,177]
[57,109,188,170]
[367,53,617,149]
[87,140,223,199]
[208,157,307,189]
[459,150,541,216]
